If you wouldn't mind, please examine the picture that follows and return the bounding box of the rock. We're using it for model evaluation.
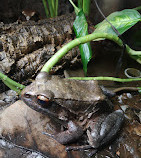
[0,100,82,158]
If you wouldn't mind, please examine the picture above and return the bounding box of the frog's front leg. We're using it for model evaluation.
[43,121,83,144]
[87,109,124,149]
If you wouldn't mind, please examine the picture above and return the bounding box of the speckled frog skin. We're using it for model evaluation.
[21,72,124,153]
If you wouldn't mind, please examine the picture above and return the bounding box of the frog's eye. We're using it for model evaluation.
[24,93,31,98]
[37,95,50,105]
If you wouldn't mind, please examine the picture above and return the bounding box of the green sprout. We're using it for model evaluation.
[42,0,58,18]
[78,0,91,16]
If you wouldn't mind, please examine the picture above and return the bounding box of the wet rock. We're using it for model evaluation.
[0,100,83,158]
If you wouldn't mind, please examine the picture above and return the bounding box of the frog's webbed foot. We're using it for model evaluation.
[87,109,124,149]
[43,121,83,144]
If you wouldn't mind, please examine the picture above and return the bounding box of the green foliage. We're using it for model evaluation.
[0,72,25,94]
[73,10,92,76]
[42,6,141,73]
[69,0,92,75]
[78,0,91,16]
[94,9,141,35]
[42,0,49,18]
[1,4,141,94]
[42,0,58,18]
[93,9,141,63]
[69,76,141,82]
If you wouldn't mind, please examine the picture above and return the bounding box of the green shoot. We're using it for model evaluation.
[69,76,141,82]
[41,32,141,73]
[42,0,49,18]
[83,0,91,16]
[78,0,91,16]
[0,72,25,94]
[42,0,58,18]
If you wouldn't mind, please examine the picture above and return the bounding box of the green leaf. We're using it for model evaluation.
[93,9,141,64]
[73,10,92,75]
[94,9,141,35]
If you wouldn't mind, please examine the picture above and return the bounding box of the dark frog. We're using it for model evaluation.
[21,72,124,155]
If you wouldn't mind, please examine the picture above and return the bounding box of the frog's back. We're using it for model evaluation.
[47,76,104,101]
[44,76,106,113]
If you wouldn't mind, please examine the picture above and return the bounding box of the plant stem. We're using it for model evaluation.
[126,45,141,55]
[47,0,54,17]
[0,72,25,90]
[133,6,141,11]
[78,0,83,9]
[3,80,22,94]
[51,0,55,11]
[42,0,49,18]
[55,0,58,16]
[83,0,91,16]
[68,76,141,82]
[41,32,141,73]
[69,0,80,14]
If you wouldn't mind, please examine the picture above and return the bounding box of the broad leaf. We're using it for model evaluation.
[94,9,141,35]
[73,10,92,76]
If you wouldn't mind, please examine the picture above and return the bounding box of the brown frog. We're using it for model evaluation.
[21,72,124,155]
